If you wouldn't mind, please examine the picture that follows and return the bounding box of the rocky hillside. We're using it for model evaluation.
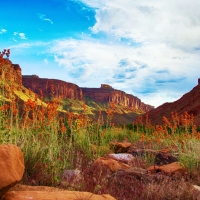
[82,84,153,112]
[22,77,153,115]
[0,59,22,85]
[22,75,83,100]
[148,79,200,126]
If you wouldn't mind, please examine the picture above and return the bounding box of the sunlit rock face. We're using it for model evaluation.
[81,85,154,112]
[0,59,22,85]
[22,75,83,100]
[148,79,200,126]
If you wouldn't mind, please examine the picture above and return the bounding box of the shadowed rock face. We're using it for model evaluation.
[147,79,200,126]
[0,59,22,85]
[22,76,83,100]
[81,87,154,112]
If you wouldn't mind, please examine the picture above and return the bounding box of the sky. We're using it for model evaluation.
[1,0,200,108]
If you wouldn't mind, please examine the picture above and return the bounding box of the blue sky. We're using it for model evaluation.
[1,0,200,107]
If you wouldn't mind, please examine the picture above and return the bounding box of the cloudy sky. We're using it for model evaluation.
[1,0,200,108]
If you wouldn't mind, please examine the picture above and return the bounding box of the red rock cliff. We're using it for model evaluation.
[22,75,83,100]
[148,79,200,126]
[81,85,154,112]
[0,59,22,85]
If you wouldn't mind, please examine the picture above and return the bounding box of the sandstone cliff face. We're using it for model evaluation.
[0,59,22,85]
[22,76,83,100]
[81,87,154,112]
[148,79,200,126]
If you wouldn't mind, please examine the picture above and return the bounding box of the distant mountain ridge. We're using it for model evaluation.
[81,85,153,112]
[22,76,154,113]
[147,79,200,126]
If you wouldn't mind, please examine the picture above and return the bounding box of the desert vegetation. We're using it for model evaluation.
[1,54,200,199]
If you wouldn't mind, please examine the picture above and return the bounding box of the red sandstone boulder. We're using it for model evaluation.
[0,144,24,197]
[93,157,131,173]
[147,162,186,176]
[1,191,116,200]
[110,142,131,153]
[84,157,131,192]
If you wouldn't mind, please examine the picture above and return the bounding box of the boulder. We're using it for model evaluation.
[147,162,186,176]
[84,157,131,192]
[0,144,24,197]
[107,153,135,164]
[110,142,131,153]
[155,151,178,166]
[10,184,62,191]
[93,157,131,173]
[1,191,116,200]
[107,153,146,168]
[191,185,200,198]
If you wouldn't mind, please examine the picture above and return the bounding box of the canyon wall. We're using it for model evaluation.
[0,59,22,85]
[148,79,200,126]
[81,86,154,112]
[22,75,153,112]
[22,75,83,100]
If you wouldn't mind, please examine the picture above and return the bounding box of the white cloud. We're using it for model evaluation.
[65,0,200,107]
[19,33,27,40]
[44,59,48,64]
[37,13,53,24]
[12,32,27,40]
[81,0,200,50]
[0,29,7,34]
[8,41,50,50]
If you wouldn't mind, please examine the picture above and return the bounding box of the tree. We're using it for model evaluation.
[0,49,10,59]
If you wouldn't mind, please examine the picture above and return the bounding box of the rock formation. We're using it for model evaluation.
[81,87,154,112]
[147,79,200,126]
[0,59,22,85]
[2,191,116,200]
[22,75,153,113]
[22,75,83,100]
[0,144,24,197]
